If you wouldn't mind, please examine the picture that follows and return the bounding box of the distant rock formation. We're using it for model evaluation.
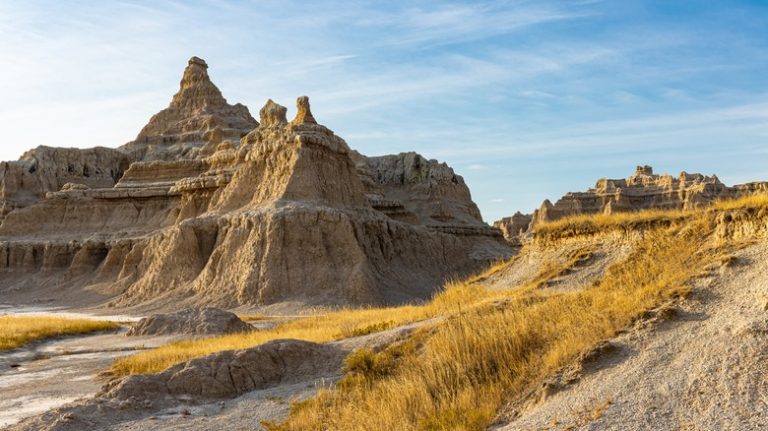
[495,165,768,242]
[493,212,533,245]
[0,57,511,309]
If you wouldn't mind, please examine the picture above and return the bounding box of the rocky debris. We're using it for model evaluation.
[495,165,768,243]
[126,308,251,336]
[120,57,258,161]
[0,58,512,308]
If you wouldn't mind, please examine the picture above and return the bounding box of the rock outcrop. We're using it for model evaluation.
[495,165,768,242]
[493,212,533,245]
[0,146,130,220]
[0,57,511,309]
[126,308,251,336]
[120,56,258,161]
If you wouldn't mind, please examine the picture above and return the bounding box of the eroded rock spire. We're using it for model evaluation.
[291,96,317,125]
[170,56,228,110]
[259,99,288,127]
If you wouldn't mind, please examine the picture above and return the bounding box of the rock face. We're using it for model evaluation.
[0,57,511,309]
[495,165,768,242]
[120,56,258,161]
[0,146,130,220]
[493,212,532,245]
[126,308,251,336]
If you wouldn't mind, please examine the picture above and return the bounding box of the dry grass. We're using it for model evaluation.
[0,316,119,351]
[712,192,768,210]
[112,255,539,377]
[265,217,719,431]
[114,192,768,429]
[535,208,691,242]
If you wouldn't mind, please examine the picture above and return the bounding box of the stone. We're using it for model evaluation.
[291,95,317,125]
[258,99,288,127]
[126,308,251,336]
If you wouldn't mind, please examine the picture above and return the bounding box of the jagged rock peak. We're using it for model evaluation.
[123,57,257,160]
[259,99,288,127]
[170,56,227,110]
[291,96,317,125]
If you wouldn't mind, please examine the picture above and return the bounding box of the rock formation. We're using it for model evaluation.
[0,146,130,220]
[126,308,251,336]
[494,165,768,242]
[0,57,511,309]
[493,212,533,245]
[120,56,258,160]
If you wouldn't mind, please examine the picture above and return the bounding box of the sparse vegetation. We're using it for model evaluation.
[535,208,692,241]
[111,258,536,377]
[713,192,768,210]
[264,215,722,430]
[0,316,119,351]
[115,192,768,430]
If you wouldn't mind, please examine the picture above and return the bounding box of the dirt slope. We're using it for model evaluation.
[494,240,768,430]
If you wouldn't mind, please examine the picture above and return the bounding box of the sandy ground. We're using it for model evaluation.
[493,241,768,430]
[0,318,178,428]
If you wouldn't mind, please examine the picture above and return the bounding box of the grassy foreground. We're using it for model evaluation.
[0,316,119,351]
[112,193,765,430]
[264,216,720,430]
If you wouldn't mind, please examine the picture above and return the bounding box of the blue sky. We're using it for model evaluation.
[1,0,767,222]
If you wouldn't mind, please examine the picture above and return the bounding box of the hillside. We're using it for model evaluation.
[9,194,767,430]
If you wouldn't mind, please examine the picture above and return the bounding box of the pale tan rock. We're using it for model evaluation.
[494,212,532,244]
[0,88,511,309]
[126,308,251,336]
[120,57,257,161]
[290,95,317,125]
[0,146,130,219]
[496,165,768,243]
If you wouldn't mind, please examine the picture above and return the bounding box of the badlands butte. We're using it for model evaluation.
[1,57,768,430]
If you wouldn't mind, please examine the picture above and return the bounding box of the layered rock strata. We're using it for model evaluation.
[120,56,258,160]
[0,58,510,308]
[495,165,768,242]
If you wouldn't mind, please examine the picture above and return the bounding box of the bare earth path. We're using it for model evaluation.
[0,313,177,428]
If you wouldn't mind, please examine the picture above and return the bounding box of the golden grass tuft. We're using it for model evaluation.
[712,192,768,210]
[534,208,691,242]
[265,217,719,431]
[0,315,119,351]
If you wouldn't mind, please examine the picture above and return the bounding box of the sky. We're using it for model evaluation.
[1,0,767,222]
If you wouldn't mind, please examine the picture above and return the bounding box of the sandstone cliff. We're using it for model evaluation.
[0,58,510,309]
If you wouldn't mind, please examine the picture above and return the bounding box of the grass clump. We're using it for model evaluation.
[0,316,119,351]
[265,218,718,431]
